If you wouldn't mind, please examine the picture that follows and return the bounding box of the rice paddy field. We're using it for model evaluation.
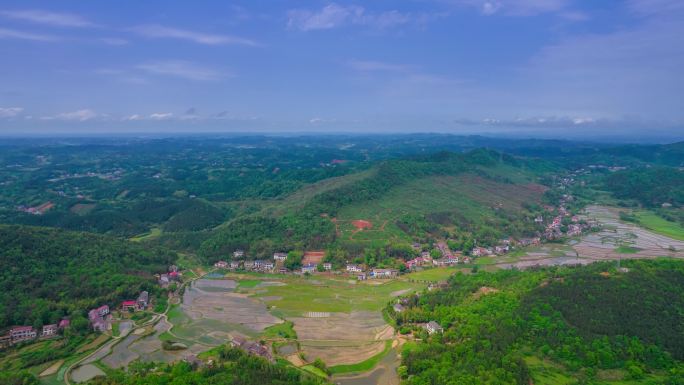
[491,205,684,270]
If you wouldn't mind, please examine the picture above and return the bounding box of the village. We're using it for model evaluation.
[0,183,600,384]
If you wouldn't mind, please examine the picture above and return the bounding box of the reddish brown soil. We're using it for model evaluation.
[352,220,373,230]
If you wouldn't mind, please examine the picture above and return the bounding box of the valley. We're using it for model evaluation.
[0,135,683,385]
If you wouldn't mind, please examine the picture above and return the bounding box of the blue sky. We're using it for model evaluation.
[0,0,682,138]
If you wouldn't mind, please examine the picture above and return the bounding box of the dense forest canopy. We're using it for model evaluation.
[603,167,684,208]
[394,259,684,384]
[0,225,174,330]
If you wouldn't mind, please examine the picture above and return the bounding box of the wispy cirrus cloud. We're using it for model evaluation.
[41,109,99,121]
[286,3,432,31]
[446,0,572,17]
[130,24,257,46]
[137,60,229,81]
[0,107,23,118]
[0,27,58,41]
[0,9,95,28]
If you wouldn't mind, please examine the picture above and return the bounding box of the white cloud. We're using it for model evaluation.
[0,107,23,118]
[130,24,257,46]
[288,4,362,31]
[137,60,228,81]
[149,112,174,120]
[287,3,416,31]
[0,9,95,28]
[52,109,98,121]
[0,27,57,41]
[123,114,143,121]
[450,0,571,16]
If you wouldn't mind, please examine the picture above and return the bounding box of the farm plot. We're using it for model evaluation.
[101,333,142,368]
[255,275,422,316]
[182,279,282,333]
[496,206,684,270]
[292,311,392,366]
[70,364,105,383]
[575,206,684,260]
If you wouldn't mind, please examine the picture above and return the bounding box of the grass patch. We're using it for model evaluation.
[615,245,640,254]
[256,275,423,315]
[329,340,392,375]
[524,355,577,385]
[301,364,329,378]
[129,227,162,242]
[237,279,262,289]
[632,210,684,241]
[403,267,458,282]
[263,321,297,339]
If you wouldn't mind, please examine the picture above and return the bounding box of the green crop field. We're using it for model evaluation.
[238,275,424,316]
[633,210,684,241]
[402,267,463,282]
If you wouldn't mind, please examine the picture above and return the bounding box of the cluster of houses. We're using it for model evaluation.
[344,264,399,280]
[121,291,149,313]
[88,289,151,333]
[159,265,181,287]
[0,319,70,349]
[542,194,595,240]
[230,335,273,361]
[214,258,277,272]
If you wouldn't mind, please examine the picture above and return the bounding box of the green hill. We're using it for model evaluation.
[198,149,554,260]
[395,259,684,384]
[0,225,174,330]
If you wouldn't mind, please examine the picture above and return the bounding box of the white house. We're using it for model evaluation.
[346,264,363,273]
[426,321,443,334]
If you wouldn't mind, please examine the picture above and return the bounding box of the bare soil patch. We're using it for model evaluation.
[352,220,373,230]
[303,251,325,265]
[39,359,64,377]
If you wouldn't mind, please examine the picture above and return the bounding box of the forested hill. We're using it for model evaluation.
[395,259,684,384]
[0,225,174,330]
[197,149,555,260]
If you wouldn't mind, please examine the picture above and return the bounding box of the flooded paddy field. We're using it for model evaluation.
[70,364,105,383]
[182,278,282,333]
[496,206,684,270]
[291,311,392,366]
[101,333,143,368]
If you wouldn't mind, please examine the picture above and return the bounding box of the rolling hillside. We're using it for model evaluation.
[198,149,554,259]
